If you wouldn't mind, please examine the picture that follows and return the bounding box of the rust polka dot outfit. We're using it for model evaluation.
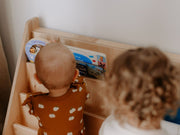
[23,77,89,135]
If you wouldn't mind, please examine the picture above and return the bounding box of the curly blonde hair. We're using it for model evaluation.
[103,47,180,127]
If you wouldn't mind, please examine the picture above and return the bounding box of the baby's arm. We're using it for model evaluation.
[22,93,35,115]
[82,78,90,100]
[22,92,42,116]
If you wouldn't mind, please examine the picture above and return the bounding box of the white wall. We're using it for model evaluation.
[0,0,180,78]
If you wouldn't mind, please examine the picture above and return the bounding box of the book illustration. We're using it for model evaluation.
[97,55,106,69]
[66,45,106,79]
[25,38,48,62]
[76,60,105,79]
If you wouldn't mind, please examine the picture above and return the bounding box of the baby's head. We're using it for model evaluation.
[35,42,76,89]
[104,47,180,128]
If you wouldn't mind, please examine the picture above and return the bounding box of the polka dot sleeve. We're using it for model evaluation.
[22,93,35,115]
[22,92,43,115]
[82,78,90,100]
[72,76,90,100]
[79,77,90,100]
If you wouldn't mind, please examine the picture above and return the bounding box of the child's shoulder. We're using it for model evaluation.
[22,92,48,115]
[22,92,48,105]
[27,92,48,99]
[74,76,85,83]
[71,76,87,88]
[100,115,169,135]
[71,76,89,99]
[99,115,125,135]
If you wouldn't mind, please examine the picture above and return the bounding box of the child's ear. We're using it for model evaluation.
[72,69,79,81]
[34,73,42,84]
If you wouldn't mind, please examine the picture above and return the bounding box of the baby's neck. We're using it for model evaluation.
[48,86,70,97]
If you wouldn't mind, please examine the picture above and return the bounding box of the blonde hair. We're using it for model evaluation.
[103,47,180,126]
[35,42,76,89]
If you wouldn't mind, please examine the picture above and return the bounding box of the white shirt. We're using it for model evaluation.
[99,115,168,135]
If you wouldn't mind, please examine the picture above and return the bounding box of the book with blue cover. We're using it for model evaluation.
[66,45,106,80]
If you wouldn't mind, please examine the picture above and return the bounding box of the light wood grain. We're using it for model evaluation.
[3,17,39,135]
[19,93,39,130]
[13,123,37,135]
[26,62,49,93]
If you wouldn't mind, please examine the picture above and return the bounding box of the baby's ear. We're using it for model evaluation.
[34,73,42,84]
[72,69,79,81]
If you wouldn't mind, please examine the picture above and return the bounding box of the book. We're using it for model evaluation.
[66,45,107,80]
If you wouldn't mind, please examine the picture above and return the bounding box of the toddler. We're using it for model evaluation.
[99,47,180,135]
[23,42,89,135]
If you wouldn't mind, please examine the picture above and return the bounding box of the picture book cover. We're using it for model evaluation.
[25,38,48,62]
[66,45,107,80]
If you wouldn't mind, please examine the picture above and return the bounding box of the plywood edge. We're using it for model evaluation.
[19,92,39,129]
[33,27,136,49]
[84,111,105,121]
[13,123,37,135]
[33,27,98,43]
[19,92,28,104]
[2,17,39,135]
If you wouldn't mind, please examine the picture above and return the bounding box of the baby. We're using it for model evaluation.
[23,42,89,135]
[99,47,180,135]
